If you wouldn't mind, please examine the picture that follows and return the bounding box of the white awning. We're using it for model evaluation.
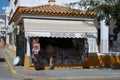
[24,19,97,38]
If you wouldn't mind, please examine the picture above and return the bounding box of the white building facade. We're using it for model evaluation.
[0,14,6,45]
[6,0,80,51]
[6,0,99,53]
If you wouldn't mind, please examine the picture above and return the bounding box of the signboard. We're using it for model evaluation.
[50,32,75,38]
[25,31,97,38]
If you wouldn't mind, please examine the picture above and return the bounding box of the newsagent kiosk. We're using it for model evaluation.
[10,5,98,69]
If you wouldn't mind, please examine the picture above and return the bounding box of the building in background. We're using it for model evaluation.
[0,14,6,44]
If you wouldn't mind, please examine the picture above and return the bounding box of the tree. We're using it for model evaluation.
[69,0,120,34]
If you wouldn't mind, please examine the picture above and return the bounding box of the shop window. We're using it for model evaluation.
[30,37,88,66]
[13,27,18,45]
[9,33,12,44]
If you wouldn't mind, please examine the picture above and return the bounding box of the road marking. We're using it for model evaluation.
[1,49,32,79]
[1,48,120,80]
[1,49,58,80]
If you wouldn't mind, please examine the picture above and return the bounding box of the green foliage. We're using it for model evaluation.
[112,1,120,25]
[69,0,120,31]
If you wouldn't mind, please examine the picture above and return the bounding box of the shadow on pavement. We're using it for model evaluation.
[0,58,5,62]
[111,66,120,70]
[35,67,45,71]
[22,79,32,80]
[97,66,120,70]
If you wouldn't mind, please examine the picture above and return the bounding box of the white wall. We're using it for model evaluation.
[8,0,79,21]
[100,20,109,53]
[18,0,79,7]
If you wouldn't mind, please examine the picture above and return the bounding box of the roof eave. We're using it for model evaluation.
[21,14,95,21]
[9,5,96,25]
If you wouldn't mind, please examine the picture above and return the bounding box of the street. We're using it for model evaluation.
[0,44,120,80]
[0,45,27,80]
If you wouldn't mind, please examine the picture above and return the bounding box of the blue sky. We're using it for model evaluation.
[0,0,9,13]
[0,0,79,13]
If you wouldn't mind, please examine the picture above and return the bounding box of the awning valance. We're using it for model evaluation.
[25,31,97,38]
[24,19,97,38]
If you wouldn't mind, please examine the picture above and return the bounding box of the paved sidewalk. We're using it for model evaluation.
[2,47,120,80]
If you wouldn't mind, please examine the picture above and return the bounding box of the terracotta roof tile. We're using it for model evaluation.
[20,5,96,17]
[48,0,56,2]
[9,5,96,24]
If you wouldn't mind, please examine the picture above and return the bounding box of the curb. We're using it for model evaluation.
[1,49,120,80]
[1,49,32,78]
[1,49,58,80]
